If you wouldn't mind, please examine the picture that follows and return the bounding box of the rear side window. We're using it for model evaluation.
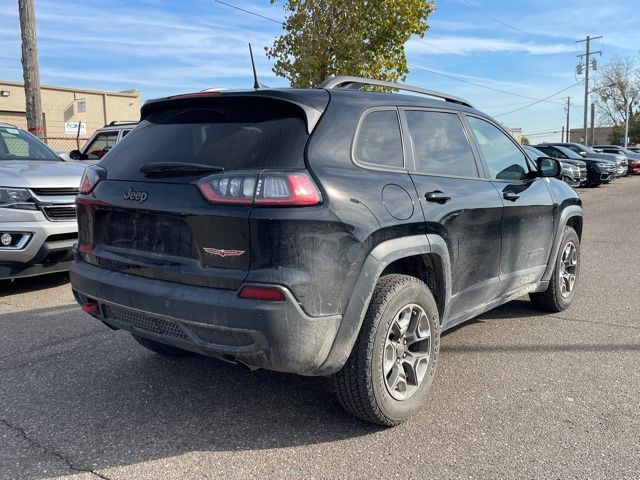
[84,132,119,159]
[103,98,309,178]
[354,110,404,169]
[405,110,478,177]
[467,116,530,181]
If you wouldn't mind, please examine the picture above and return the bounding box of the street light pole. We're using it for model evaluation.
[624,97,630,148]
[565,96,571,142]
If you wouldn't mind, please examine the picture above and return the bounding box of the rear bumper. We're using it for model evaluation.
[69,259,342,375]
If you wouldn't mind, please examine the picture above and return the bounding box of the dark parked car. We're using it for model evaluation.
[523,146,584,187]
[70,77,583,426]
[551,142,626,178]
[593,145,640,175]
[536,144,614,187]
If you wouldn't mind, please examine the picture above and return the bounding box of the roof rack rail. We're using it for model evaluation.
[107,120,138,126]
[318,76,473,108]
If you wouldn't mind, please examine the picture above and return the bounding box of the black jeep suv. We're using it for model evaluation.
[71,77,583,426]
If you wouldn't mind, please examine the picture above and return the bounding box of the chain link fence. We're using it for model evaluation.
[42,137,90,153]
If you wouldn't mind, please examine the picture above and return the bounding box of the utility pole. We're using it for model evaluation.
[576,35,602,146]
[565,96,571,142]
[18,0,44,138]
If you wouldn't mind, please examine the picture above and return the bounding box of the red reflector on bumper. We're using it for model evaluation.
[81,301,99,314]
[238,286,285,302]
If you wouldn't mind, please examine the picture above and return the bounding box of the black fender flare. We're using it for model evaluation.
[542,205,583,282]
[316,234,452,376]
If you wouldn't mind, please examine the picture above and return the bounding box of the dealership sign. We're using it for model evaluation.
[64,121,86,135]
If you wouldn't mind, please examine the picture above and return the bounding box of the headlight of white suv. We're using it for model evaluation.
[0,187,36,210]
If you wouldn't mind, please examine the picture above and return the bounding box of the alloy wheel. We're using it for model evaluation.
[383,304,432,401]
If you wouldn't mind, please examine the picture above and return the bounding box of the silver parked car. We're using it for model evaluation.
[0,123,85,280]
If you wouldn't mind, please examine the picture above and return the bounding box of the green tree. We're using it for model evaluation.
[266,0,436,88]
[594,55,640,143]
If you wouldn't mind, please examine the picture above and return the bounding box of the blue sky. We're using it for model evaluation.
[1,0,639,143]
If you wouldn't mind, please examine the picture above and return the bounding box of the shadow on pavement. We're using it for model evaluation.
[0,304,380,479]
[0,272,69,298]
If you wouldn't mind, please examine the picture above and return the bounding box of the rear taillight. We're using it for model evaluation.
[79,165,106,194]
[197,171,321,207]
[197,172,256,205]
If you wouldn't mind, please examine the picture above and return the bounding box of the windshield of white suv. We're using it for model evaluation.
[0,126,59,161]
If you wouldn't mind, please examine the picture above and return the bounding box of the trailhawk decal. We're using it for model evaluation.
[203,247,246,258]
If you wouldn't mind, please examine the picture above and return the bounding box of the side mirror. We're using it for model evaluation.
[69,149,82,160]
[579,151,587,158]
[537,157,562,178]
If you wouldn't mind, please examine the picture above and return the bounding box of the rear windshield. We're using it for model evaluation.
[102,98,309,179]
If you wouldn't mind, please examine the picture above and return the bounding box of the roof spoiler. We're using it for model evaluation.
[140,92,326,135]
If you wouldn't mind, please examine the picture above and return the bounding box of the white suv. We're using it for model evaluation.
[0,123,85,280]
[68,121,137,162]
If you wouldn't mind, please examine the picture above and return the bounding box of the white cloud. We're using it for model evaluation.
[407,36,577,56]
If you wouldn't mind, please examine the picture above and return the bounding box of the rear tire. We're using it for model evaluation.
[131,334,191,357]
[530,226,580,312]
[334,274,440,426]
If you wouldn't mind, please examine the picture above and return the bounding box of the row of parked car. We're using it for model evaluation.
[524,142,640,188]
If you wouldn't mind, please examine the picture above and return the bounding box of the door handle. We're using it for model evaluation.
[503,190,520,201]
[425,191,452,203]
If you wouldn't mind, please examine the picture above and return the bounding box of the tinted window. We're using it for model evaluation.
[565,144,583,155]
[121,129,132,138]
[103,98,309,178]
[0,127,58,161]
[467,117,529,181]
[553,146,584,160]
[354,110,403,168]
[523,146,547,159]
[405,111,477,177]
[536,146,564,159]
[84,132,119,159]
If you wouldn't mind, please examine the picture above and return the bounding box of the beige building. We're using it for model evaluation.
[0,80,140,151]
[508,127,523,144]
[569,126,615,146]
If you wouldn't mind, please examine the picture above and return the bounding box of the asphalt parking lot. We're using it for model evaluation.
[1,178,639,480]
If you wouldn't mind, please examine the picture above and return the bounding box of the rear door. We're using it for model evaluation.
[402,108,503,322]
[77,97,314,290]
[465,115,555,295]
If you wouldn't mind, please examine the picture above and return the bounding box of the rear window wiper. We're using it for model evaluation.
[139,162,224,177]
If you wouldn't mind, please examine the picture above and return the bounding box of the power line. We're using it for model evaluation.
[414,39,565,80]
[213,0,580,116]
[450,0,531,36]
[524,129,563,137]
[493,82,582,117]
[408,63,568,106]
[213,0,282,24]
